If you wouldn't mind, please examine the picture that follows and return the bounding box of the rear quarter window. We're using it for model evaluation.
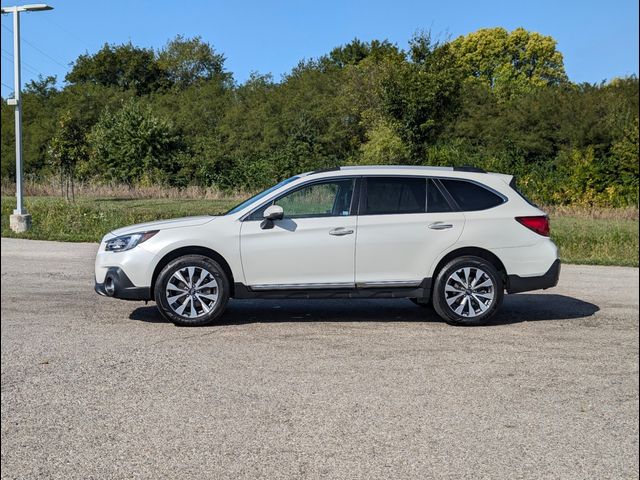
[509,177,538,207]
[440,179,505,211]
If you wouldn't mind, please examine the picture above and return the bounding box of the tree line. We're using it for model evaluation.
[1,28,638,206]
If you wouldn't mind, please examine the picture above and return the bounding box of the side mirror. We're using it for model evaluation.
[263,205,284,220]
[260,205,283,230]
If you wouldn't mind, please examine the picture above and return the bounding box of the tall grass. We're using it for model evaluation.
[551,216,639,267]
[542,204,639,220]
[0,178,248,201]
[1,196,237,243]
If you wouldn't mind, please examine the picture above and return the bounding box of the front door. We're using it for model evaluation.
[240,178,357,289]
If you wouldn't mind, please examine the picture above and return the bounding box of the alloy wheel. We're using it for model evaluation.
[444,266,495,318]
[165,266,219,319]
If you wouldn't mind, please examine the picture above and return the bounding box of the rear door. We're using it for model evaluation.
[355,177,465,286]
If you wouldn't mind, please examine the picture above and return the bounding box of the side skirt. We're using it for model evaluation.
[233,279,432,300]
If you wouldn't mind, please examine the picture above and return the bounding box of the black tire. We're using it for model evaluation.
[432,255,503,326]
[154,255,230,326]
[409,298,432,308]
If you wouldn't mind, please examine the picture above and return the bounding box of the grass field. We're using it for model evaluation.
[1,196,638,267]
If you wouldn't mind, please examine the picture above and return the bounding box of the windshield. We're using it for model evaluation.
[225,176,300,215]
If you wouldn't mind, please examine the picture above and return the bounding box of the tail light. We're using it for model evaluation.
[516,216,550,237]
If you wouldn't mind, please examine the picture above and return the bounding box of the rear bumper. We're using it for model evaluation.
[507,259,561,294]
[94,267,151,301]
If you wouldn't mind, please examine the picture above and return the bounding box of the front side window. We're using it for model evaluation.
[362,177,426,215]
[226,176,299,215]
[440,179,505,211]
[248,179,354,220]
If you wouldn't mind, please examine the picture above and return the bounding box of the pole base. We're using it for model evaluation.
[9,213,31,233]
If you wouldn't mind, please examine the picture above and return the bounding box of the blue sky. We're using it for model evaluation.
[1,0,638,97]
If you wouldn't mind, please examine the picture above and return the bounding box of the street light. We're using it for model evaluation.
[1,3,54,233]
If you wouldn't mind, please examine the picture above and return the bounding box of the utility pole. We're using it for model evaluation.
[1,3,53,232]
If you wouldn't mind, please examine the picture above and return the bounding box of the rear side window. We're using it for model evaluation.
[427,179,452,213]
[362,177,426,215]
[440,179,505,211]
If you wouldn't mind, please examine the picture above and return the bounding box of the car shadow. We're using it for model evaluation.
[128,294,599,327]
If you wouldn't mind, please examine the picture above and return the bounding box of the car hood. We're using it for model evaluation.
[110,216,216,237]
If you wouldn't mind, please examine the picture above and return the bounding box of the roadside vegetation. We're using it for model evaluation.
[1,195,637,267]
[1,28,638,208]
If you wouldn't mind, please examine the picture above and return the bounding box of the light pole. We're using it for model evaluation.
[1,3,53,232]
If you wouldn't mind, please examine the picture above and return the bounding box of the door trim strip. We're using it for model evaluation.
[250,280,422,291]
[356,280,422,288]
[250,282,356,291]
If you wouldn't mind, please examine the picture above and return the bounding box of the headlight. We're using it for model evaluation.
[105,231,158,252]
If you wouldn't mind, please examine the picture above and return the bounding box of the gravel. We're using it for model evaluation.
[1,238,638,479]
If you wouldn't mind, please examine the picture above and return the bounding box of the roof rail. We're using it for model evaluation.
[308,166,341,175]
[453,166,486,173]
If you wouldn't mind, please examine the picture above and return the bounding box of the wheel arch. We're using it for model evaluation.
[430,246,507,294]
[150,246,235,299]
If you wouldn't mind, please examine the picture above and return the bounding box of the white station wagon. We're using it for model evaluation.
[95,166,560,326]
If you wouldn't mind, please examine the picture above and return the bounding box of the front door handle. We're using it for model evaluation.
[329,227,354,236]
[428,222,454,230]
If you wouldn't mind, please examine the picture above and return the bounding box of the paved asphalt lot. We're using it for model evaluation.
[1,238,638,479]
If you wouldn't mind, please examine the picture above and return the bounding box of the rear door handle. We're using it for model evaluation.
[329,227,354,236]
[428,222,454,230]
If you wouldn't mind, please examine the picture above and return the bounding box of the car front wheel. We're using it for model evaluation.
[432,256,503,326]
[154,255,229,326]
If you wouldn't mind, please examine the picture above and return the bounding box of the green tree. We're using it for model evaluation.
[2,76,60,179]
[84,100,183,184]
[48,111,86,201]
[380,33,463,161]
[1,31,638,208]
[24,75,58,99]
[1,99,15,179]
[609,117,640,203]
[66,43,164,94]
[450,27,568,98]
[338,48,411,164]
[359,119,409,164]
[55,83,134,135]
[157,35,229,89]
[323,38,402,68]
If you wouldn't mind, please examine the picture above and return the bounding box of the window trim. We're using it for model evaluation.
[357,175,507,215]
[240,173,508,221]
[241,176,360,222]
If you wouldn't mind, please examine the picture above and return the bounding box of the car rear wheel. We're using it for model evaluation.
[432,256,503,326]
[155,255,229,326]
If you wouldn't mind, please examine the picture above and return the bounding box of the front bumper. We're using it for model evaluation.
[507,259,561,294]
[95,267,152,301]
